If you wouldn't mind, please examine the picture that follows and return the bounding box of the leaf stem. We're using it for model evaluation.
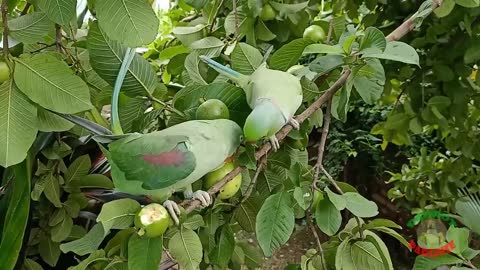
[2,0,9,59]
[148,94,186,118]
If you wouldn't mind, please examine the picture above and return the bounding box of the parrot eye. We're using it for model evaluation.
[240,135,244,141]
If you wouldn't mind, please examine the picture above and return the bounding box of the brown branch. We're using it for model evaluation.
[232,0,239,38]
[55,24,63,53]
[239,156,266,204]
[20,2,31,15]
[306,209,326,269]
[326,20,334,44]
[2,0,9,58]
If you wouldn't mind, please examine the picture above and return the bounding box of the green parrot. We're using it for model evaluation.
[102,119,243,224]
[199,55,303,150]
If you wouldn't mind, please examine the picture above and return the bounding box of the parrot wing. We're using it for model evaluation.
[107,134,196,190]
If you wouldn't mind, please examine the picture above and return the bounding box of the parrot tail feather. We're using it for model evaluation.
[199,55,245,83]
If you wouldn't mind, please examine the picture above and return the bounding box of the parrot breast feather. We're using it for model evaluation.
[108,135,196,190]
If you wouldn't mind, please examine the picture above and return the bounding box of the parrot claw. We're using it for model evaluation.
[289,118,300,130]
[163,200,181,225]
[269,136,280,152]
[192,190,212,208]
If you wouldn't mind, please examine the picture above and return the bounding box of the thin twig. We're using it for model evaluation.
[147,95,186,118]
[326,20,334,44]
[306,208,326,269]
[239,156,266,204]
[20,2,31,15]
[313,100,334,191]
[55,24,63,53]
[209,0,224,34]
[2,0,9,58]
[232,0,239,38]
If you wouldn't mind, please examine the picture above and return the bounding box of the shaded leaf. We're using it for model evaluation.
[9,12,53,44]
[96,198,141,231]
[169,228,203,270]
[37,0,76,25]
[128,234,163,270]
[231,43,263,75]
[270,39,313,71]
[60,223,109,256]
[315,197,342,236]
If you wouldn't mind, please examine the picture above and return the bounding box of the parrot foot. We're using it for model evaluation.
[289,118,300,130]
[269,136,280,152]
[163,200,181,225]
[191,190,212,208]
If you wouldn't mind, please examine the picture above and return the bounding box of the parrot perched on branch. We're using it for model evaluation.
[101,119,243,224]
[199,55,303,150]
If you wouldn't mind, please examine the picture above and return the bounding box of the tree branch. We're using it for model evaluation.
[2,0,9,58]
[55,24,63,53]
[21,2,30,15]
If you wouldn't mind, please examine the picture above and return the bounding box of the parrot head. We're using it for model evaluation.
[243,99,286,143]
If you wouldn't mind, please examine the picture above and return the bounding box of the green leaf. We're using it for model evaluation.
[269,1,309,15]
[434,0,455,17]
[49,208,66,226]
[363,219,402,230]
[97,198,141,231]
[63,197,81,218]
[119,97,147,133]
[326,187,347,211]
[233,195,261,232]
[309,55,344,75]
[353,59,385,104]
[128,234,163,270]
[87,22,157,96]
[169,227,203,270]
[427,96,451,109]
[14,54,92,114]
[67,250,106,270]
[364,230,394,270]
[172,25,206,46]
[315,197,342,236]
[37,107,74,132]
[231,43,263,75]
[343,192,379,218]
[364,41,419,66]
[0,80,37,167]
[9,12,54,44]
[256,192,295,256]
[190,37,224,57]
[464,42,480,64]
[185,52,208,85]
[23,258,44,270]
[255,20,276,41]
[336,239,355,270]
[455,194,480,235]
[455,0,479,8]
[359,27,386,54]
[303,44,345,55]
[300,76,321,103]
[293,186,311,211]
[64,155,91,184]
[350,241,384,270]
[446,227,469,255]
[44,173,62,208]
[270,39,313,71]
[183,214,204,230]
[159,45,190,60]
[209,225,235,268]
[96,0,159,47]
[413,254,463,270]
[60,223,109,256]
[37,0,76,25]
[39,236,61,267]
[0,160,31,270]
[51,216,73,242]
[237,241,263,269]
[370,226,411,248]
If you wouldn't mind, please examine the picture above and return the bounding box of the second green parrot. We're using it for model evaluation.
[102,119,243,224]
[200,55,303,150]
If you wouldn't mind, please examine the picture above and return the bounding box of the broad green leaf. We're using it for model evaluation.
[455,194,480,235]
[37,0,76,25]
[233,195,261,232]
[44,173,62,208]
[0,160,31,270]
[370,226,410,248]
[364,230,394,270]
[350,241,384,270]
[455,0,479,8]
[60,223,109,256]
[224,7,249,36]
[364,41,419,66]
[269,1,308,15]
[363,219,402,230]
[169,228,203,270]
[237,241,263,269]
[270,39,313,71]
[332,75,353,122]
[183,215,205,230]
[434,0,455,17]
[231,244,245,265]
[190,37,224,57]
[67,250,106,270]
[96,198,141,231]
[303,44,345,55]
[413,254,463,270]
[14,54,92,114]
[9,12,53,44]
[37,107,74,132]
[300,76,321,103]
[309,55,344,75]
[63,197,81,218]
[23,258,44,270]
[159,45,190,60]
[336,240,355,270]
[64,155,91,184]
[51,216,73,242]
[293,186,311,211]
[315,197,342,236]
[209,225,235,268]
[49,208,67,226]
[119,97,146,133]
[353,59,385,104]
[172,25,206,46]
[255,20,276,41]
[464,42,480,64]
[326,187,347,210]
[67,174,114,190]
[128,234,163,270]
[0,80,37,167]
[185,52,208,85]
[87,22,157,96]
[343,192,378,218]
[231,43,263,75]
[359,27,386,54]
[39,237,61,267]
[428,96,451,109]
[96,0,159,47]
[446,227,469,255]
[256,192,295,256]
